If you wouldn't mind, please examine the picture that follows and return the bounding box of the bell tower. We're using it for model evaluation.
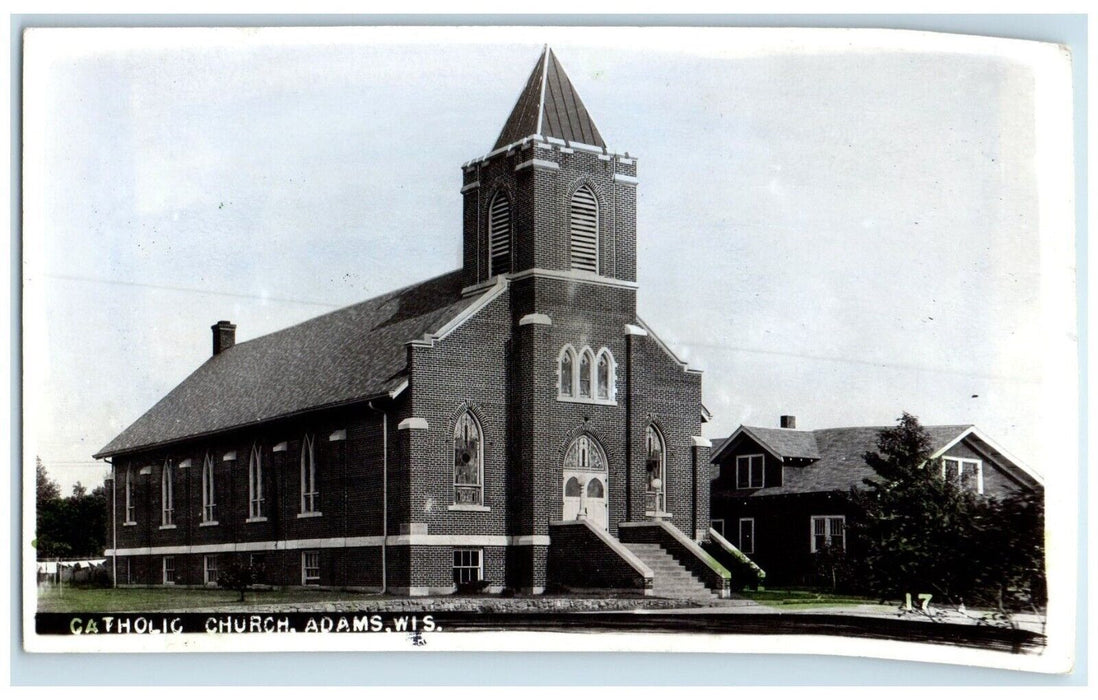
[460,47,639,290]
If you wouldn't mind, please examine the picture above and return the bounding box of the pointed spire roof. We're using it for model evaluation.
[494,47,606,150]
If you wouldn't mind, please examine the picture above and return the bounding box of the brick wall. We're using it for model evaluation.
[547,520,649,592]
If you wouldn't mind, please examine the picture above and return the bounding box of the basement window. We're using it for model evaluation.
[453,548,483,585]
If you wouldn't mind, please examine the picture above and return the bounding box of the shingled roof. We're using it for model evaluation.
[494,46,606,150]
[95,270,481,458]
[714,424,975,496]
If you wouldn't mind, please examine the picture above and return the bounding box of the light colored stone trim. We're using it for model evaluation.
[199,521,219,528]
[571,141,604,154]
[613,173,639,185]
[559,147,574,154]
[245,516,268,524]
[297,512,323,519]
[158,524,177,531]
[691,436,712,448]
[178,458,192,469]
[514,158,560,172]
[105,534,551,557]
[397,417,429,431]
[222,451,237,462]
[597,154,613,161]
[619,157,636,165]
[272,442,288,453]
[447,504,491,512]
[328,429,346,442]
[518,313,552,327]
[139,466,152,475]
[419,276,508,343]
[623,323,648,337]
[460,181,480,193]
[509,268,639,291]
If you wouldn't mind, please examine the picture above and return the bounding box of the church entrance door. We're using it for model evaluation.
[561,435,609,531]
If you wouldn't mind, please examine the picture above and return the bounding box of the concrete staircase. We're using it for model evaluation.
[623,542,719,601]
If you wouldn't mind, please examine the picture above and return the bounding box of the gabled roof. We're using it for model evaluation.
[494,46,606,150]
[712,423,993,496]
[96,270,482,458]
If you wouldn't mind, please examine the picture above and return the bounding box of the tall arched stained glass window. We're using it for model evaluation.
[453,412,483,506]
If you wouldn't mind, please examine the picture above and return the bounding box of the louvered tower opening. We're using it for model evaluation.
[488,193,512,276]
[569,185,599,273]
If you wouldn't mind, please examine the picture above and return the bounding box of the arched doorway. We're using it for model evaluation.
[562,435,608,530]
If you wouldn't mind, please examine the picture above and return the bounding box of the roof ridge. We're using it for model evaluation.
[225,269,465,352]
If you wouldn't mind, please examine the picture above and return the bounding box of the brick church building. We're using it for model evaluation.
[97,48,733,597]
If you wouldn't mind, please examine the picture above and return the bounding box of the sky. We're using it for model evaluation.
[21,26,1075,495]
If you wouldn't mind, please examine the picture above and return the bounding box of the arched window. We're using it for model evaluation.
[563,435,607,472]
[645,425,666,514]
[453,412,483,506]
[569,185,598,273]
[248,444,264,520]
[161,459,174,526]
[578,350,593,398]
[596,351,612,400]
[201,452,216,523]
[488,192,512,276]
[124,466,135,523]
[558,345,616,404]
[559,346,575,397]
[300,434,319,514]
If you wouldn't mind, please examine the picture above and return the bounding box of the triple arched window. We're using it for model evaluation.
[453,412,484,506]
[569,185,599,273]
[488,192,512,277]
[558,345,616,404]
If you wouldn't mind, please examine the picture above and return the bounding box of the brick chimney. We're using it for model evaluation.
[780,415,796,429]
[211,321,236,356]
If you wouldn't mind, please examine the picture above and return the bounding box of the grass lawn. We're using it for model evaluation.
[35,586,383,613]
[737,588,882,609]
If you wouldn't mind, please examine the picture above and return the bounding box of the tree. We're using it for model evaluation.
[34,460,108,560]
[848,413,1045,610]
[36,457,61,503]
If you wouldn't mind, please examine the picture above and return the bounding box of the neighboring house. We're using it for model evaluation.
[709,416,1044,585]
[96,48,728,597]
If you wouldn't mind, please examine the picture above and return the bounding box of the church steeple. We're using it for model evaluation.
[461,47,637,290]
[494,47,606,150]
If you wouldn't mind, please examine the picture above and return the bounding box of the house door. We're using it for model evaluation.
[561,435,609,531]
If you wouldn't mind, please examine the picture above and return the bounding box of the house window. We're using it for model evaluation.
[302,551,320,585]
[488,191,512,276]
[738,518,756,554]
[248,444,264,520]
[569,184,599,272]
[645,425,666,514]
[124,466,135,523]
[736,454,765,489]
[300,434,319,514]
[453,412,483,506]
[201,452,216,523]
[942,457,984,494]
[453,548,483,585]
[203,555,218,586]
[160,459,174,526]
[711,519,725,537]
[810,515,846,553]
[162,556,175,585]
